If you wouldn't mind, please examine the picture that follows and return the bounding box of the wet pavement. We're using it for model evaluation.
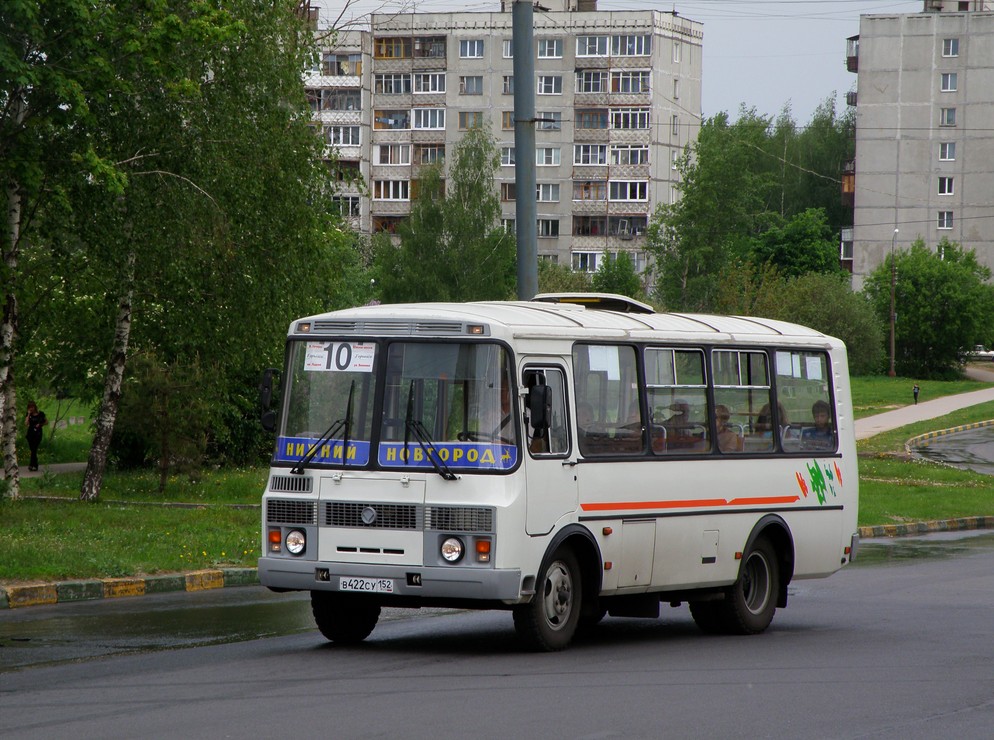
[911,425,994,475]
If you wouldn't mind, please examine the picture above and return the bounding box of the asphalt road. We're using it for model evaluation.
[2,532,993,739]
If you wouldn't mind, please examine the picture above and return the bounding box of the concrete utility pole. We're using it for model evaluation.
[512,1,537,300]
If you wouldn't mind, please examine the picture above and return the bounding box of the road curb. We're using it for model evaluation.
[858,515,994,540]
[0,567,260,610]
[904,419,994,454]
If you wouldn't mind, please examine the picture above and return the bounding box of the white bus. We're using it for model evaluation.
[258,294,859,651]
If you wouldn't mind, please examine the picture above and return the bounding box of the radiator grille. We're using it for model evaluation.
[269,475,313,494]
[325,502,420,530]
[425,506,494,533]
[267,499,317,525]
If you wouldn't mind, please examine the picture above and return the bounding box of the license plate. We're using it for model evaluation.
[339,576,394,593]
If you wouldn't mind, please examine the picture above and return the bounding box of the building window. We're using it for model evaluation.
[576,71,607,94]
[460,39,484,58]
[576,35,608,57]
[332,196,361,217]
[938,177,954,195]
[538,75,562,95]
[412,108,445,129]
[374,37,412,59]
[502,75,514,95]
[374,74,412,94]
[574,144,607,165]
[375,144,411,165]
[940,108,956,126]
[501,182,516,201]
[373,180,410,200]
[538,219,560,238]
[536,147,560,166]
[458,111,483,130]
[536,183,560,202]
[609,180,648,201]
[572,251,601,272]
[413,73,445,93]
[611,108,650,130]
[321,89,361,111]
[673,41,682,63]
[612,35,651,56]
[939,142,956,161]
[414,144,444,164]
[413,36,446,59]
[326,125,360,146]
[459,76,483,95]
[537,111,562,130]
[323,53,362,76]
[671,114,680,136]
[611,144,649,165]
[576,109,608,129]
[373,110,410,130]
[501,147,516,166]
[573,181,607,201]
[502,218,515,232]
[537,38,563,58]
[672,149,680,170]
[573,216,606,235]
[940,73,957,92]
[502,111,514,130]
[611,70,650,94]
[942,38,959,57]
[502,39,513,58]
[938,211,953,229]
[673,78,680,99]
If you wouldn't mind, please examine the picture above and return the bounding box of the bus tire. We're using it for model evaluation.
[513,547,582,651]
[311,592,380,644]
[719,537,779,635]
[688,601,725,634]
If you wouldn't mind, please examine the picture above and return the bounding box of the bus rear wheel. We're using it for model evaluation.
[311,592,381,644]
[513,547,582,651]
[719,537,779,635]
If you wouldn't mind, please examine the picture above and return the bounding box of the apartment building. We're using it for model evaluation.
[304,0,703,275]
[845,1,994,288]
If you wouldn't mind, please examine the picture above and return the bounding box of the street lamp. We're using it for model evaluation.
[888,227,898,377]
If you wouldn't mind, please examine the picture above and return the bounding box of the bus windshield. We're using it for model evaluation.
[273,339,518,472]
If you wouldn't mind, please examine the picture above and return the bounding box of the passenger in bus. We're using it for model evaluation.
[802,399,835,450]
[754,402,787,438]
[715,404,743,452]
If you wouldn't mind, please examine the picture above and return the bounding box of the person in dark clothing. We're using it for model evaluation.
[913,384,920,405]
[24,401,47,471]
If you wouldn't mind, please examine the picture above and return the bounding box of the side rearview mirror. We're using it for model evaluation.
[259,368,278,432]
[527,383,552,433]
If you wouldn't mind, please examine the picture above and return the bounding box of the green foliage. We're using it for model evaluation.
[748,208,844,277]
[374,125,516,303]
[863,239,994,378]
[591,252,644,299]
[538,259,592,293]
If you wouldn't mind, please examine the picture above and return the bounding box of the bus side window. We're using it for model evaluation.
[524,367,569,456]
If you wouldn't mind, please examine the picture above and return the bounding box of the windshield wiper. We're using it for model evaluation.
[404,380,457,481]
[290,381,355,475]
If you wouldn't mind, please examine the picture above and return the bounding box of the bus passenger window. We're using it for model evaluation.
[572,344,643,456]
[776,350,835,453]
[713,349,773,454]
[645,347,710,455]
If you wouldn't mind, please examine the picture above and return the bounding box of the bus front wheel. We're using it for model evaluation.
[513,547,582,651]
[311,592,380,645]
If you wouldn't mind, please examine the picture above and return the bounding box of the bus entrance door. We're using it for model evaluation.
[522,365,578,535]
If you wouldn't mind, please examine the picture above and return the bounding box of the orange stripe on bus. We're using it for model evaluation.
[580,495,800,512]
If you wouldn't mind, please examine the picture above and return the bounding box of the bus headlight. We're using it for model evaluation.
[285,529,306,556]
[440,537,464,563]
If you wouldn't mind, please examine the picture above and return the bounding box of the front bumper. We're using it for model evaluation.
[259,557,523,601]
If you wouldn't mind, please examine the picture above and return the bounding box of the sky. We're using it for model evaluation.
[324,0,926,124]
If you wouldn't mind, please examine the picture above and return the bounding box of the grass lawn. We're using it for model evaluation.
[2,378,994,585]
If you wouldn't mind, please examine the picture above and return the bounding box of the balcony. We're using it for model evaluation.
[846,90,857,107]
[846,35,859,73]
[841,160,855,208]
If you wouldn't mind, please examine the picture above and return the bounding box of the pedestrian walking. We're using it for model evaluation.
[913,383,920,405]
[24,401,47,471]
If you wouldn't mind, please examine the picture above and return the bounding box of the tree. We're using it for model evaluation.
[537,259,591,294]
[646,111,774,311]
[748,208,844,277]
[374,125,515,303]
[591,252,644,300]
[863,239,994,377]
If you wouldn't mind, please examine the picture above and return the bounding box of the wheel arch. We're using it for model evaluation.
[743,514,794,609]
[538,524,603,610]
